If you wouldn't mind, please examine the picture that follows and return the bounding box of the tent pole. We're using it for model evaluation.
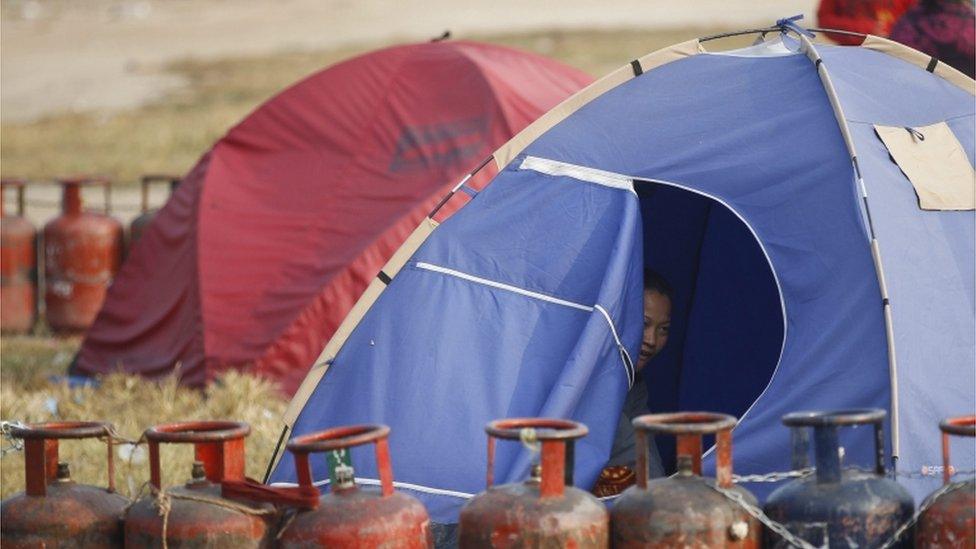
[794,32,901,471]
[262,425,290,484]
[428,155,494,217]
[698,27,779,43]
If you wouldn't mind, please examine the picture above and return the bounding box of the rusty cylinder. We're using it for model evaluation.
[916,415,976,548]
[129,174,180,249]
[123,421,275,548]
[0,178,37,334]
[276,424,432,548]
[43,177,122,333]
[0,421,128,548]
[459,418,609,548]
[610,412,760,548]
[764,409,914,548]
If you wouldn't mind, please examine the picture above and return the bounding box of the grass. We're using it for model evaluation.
[1,336,288,499]
[0,26,757,499]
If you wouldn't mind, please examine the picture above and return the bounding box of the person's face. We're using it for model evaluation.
[637,289,671,372]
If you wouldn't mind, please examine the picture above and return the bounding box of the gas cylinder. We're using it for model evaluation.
[275,424,432,548]
[0,421,128,547]
[610,412,760,548]
[916,415,975,548]
[124,421,275,548]
[43,176,122,333]
[459,418,608,548]
[129,174,180,248]
[0,178,37,334]
[764,409,914,548]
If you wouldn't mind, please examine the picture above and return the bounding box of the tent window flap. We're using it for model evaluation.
[874,121,975,211]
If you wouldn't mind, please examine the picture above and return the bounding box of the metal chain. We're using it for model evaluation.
[708,482,819,549]
[719,466,970,549]
[100,424,143,446]
[876,482,965,549]
[0,421,27,457]
[732,468,814,484]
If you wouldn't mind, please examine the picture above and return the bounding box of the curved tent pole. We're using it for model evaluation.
[262,156,496,483]
[698,27,780,43]
[698,26,866,45]
[807,27,869,40]
[792,29,901,471]
[428,155,494,218]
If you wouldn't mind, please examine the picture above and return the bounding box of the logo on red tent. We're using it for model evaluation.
[389,117,490,173]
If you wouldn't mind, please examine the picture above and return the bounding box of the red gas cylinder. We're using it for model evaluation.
[123,421,275,548]
[0,178,37,334]
[916,415,976,548]
[459,418,609,548]
[43,176,122,333]
[129,174,180,248]
[275,424,432,548]
[610,412,760,548]
[0,421,128,548]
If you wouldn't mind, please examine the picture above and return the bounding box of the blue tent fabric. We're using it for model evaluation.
[270,33,975,521]
[274,160,645,522]
[819,43,976,496]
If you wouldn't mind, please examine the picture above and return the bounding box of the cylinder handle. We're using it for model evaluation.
[0,178,27,217]
[144,420,249,489]
[139,174,181,213]
[783,408,886,484]
[939,415,975,485]
[58,176,113,215]
[287,424,395,497]
[632,412,737,488]
[9,421,117,496]
[484,418,587,498]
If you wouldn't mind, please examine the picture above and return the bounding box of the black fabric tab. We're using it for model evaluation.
[926,57,938,72]
[630,60,643,76]
[852,156,862,179]
[815,58,823,69]
[883,298,890,307]
[378,271,392,285]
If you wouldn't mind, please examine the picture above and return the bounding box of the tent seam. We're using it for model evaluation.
[414,261,636,387]
[270,476,622,502]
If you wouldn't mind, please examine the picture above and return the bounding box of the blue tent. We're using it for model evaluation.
[268,22,975,524]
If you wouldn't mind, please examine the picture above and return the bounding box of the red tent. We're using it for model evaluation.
[74,40,592,394]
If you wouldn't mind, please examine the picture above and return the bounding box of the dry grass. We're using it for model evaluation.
[1,337,287,499]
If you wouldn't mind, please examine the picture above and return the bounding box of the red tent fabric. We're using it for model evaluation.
[74,40,592,394]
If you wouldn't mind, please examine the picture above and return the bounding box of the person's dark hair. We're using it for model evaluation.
[643,269,672,299]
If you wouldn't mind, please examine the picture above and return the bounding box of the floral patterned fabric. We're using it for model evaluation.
[818,0,918,45]
[890,0,976,78]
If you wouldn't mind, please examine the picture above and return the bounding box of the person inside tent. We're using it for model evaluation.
[593,269,672,497]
